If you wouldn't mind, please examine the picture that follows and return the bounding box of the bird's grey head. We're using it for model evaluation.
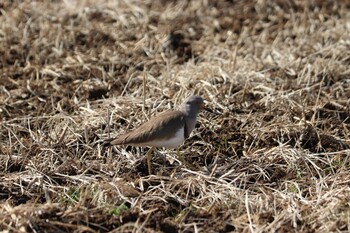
[179,95,204,137]
[179,95,204,117]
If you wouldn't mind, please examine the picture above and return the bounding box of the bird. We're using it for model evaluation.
[104,95,204,174]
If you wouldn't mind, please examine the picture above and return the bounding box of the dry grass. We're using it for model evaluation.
[1,0,350,232]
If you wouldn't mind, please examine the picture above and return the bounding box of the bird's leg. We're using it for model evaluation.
[177,148,197,170]
[146,146,154,175]
[176,148,185,165]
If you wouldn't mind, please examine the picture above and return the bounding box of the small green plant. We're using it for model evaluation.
[110,203,129,217]
[66,188,80,205]
[289,184,298,193]
[296,169,303,179]
[222,136,229,149]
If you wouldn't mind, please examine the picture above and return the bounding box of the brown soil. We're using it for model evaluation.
[1,0,350,232]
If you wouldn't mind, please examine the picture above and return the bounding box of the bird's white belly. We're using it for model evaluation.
[147,127,185,148]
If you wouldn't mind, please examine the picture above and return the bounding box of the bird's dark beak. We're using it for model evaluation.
[203,106,211,112]
[199,102,205,110]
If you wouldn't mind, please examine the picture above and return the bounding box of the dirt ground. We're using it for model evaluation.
[1,0,350,232]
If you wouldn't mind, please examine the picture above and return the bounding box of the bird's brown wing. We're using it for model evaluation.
[109,110,185,146]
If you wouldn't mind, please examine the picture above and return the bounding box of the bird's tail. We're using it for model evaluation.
[102,138,114,147]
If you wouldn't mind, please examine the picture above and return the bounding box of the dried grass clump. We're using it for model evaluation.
[1,0,350,232]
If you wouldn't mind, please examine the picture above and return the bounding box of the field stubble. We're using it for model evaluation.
[0,0,350,232]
